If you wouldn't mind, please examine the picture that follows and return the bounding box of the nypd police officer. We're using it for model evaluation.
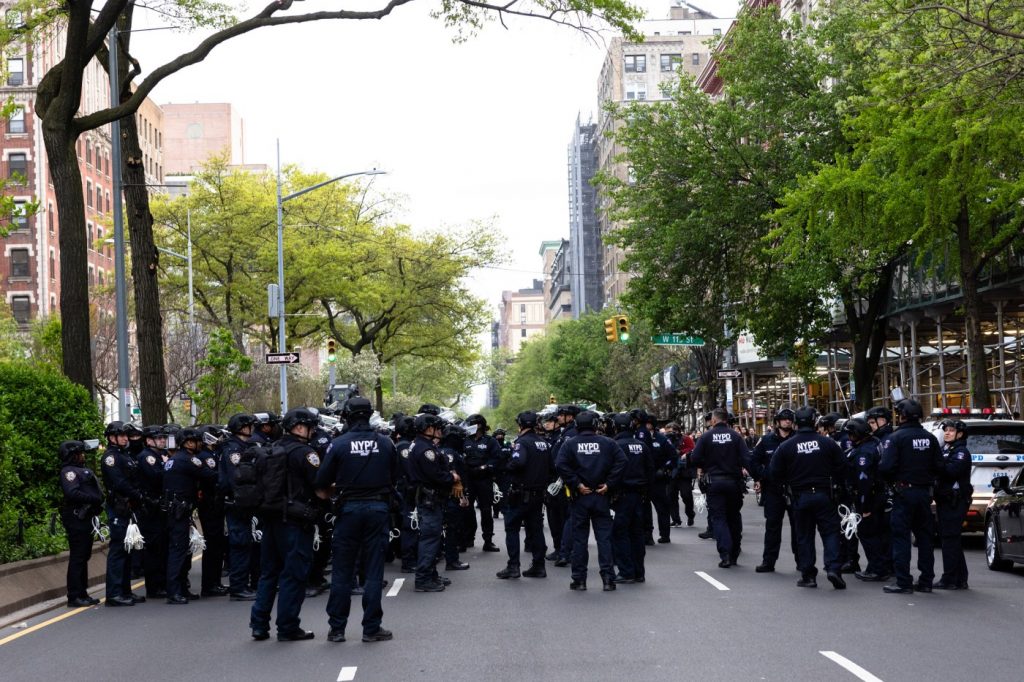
[136,426,169,599]
[844,418,893,582]
[877,399,943,594]
[554,410,627,592]
[59,440,103,607]
[100,421,145,606]
[934,419,972,590]
[750,408,797,573]
[690,408,752,568]
[407,413,459,592]
[770,406,847,589]
[609,412,654,584]
[316,397,398,643]
[496,411,551,580]
[219,413,260,601]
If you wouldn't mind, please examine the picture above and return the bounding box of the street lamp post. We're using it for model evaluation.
[275,140,385,415]
[109,26,131,422]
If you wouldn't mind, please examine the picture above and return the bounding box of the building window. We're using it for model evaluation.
[713,28,722,36]
[10,248,30,278]
[8,107,25,134]
[105,191,110,214]
[7,58,24,86]
[624,55,646,73]
[692,53,701,66]
[521,328,527,338]
[96,185,102,211]
[88,265,95,287]
[626,85,647,101]
[6,9,24,27]
[11,296,30,324]
[98,269,105,286]
[86,141,92,166]
[8,152,27,181]
[48,250,55,280]
[86,180,92,208]
[47,203,54,235]
[11,200,27,230]
[87,223,93,250]
[660,54,681,72]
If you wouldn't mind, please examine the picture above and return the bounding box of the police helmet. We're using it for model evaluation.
[178,427,202,444]
[442,422,467,445]
[342,397,374,420]
[395,415,416,439]
[816,412,840,429]
[123,423,143,438]
[282,408,319,432]
[417,403,441,416]
[794,406,818,429]
[104,421,126,437]
[865,406,892,423]
[775,408,796,423]
[199,425,227,446]
[556,404,581,418]
[227,413,256,434]
[541,411,558,424]
[940,418,967,434]
[466,413,487,428]
[515,411,538,429]
[575,410,599,431]
[59,440,86,464]
[893,399,924,422]
[414,413,445,434]
[142,425,165,440]
[612,412,633,434]
[493,427,507,437]
[843,418,872,440]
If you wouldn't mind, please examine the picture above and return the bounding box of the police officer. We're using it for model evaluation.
[844,418,893,582]
[136,426,169,599]
[439,423,471,570]
[878,399,943,594]
[866,406,893,440]
[496,411,551,580]
[162,428,218,604]
[555,410,627,592]
[540,411,567,561]
[251,412,282,444]
[552,405,581,567]
[316,397,398,643]
[462,414,501,552]
[750,409,798,573]
[934,419,972,590]
[609,413,654,584]
[690,408,751,568]
[249,408,322,641]
[492,428,512,520]
[640,412,675,544]
[394,416,419,573]
[219,413,259,601]
[59,440,103,607]
[408,414,459,592]
[771,407,847,589]
[819,412,859,573]
[100,421,145,606]
[196,426,229,597]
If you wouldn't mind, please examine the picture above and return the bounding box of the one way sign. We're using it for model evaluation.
[266,352,301,365]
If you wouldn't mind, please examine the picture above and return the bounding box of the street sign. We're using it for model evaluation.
[717,369,742,379]
[652,333,705,346]
[266,352,301,365]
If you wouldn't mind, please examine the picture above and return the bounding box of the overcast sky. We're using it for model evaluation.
[131,0,740,408]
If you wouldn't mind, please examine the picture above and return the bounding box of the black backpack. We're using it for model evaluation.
[230,443,274,511]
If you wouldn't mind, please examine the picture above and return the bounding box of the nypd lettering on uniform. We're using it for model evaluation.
[352,440,380,457]
[912,439,931,450]
[577,443,601,454]
[628,444,645,455]
[535,441,548,451]
[796,441,820,454]
[712,434,731,444]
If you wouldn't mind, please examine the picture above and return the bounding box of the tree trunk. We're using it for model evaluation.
[374,351,385,414]
[843,260,896,412]
[956,195,991,408]
[114,14,169,424]
[43,128,94,397]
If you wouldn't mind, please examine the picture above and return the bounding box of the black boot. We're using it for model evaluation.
[496,564,520,579]
[522,563,547,578]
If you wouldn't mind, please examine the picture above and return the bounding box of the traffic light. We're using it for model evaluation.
[604,317,617,343]
[616,315,630,343]
[327,339,337,363]
[549,394,557,404]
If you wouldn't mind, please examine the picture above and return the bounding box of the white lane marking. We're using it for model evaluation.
[386,578,405,597]
[694,571,730,591]
[820,651,884,682]
[337,666,358,681]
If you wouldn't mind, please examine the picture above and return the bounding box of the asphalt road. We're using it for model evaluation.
[2,502,1022,682]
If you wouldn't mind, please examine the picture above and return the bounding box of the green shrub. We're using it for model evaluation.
[0,362,103,563]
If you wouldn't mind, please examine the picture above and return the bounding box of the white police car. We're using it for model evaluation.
[925,409,1024,534]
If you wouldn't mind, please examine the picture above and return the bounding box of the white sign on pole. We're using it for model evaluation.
[736,332,767,364]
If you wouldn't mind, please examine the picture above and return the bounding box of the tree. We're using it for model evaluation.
[29,0,644,400]
[194,327,253,423]
[490,336,555,428]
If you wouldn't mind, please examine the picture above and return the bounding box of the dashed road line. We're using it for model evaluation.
[820,651,883,682]
[337,666,358,681]
[694,571,730,591]
[385,578,405,597]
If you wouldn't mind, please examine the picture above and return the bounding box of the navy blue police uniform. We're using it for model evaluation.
[60,450,104,605]
[502,429,551,573]
[162,447,217,602]
[316,421,398,641]
[690,423,751,566]
[750,429,797,570]
[100,444,144,602]
[408,434,456,590]
[196,443,227,596]
[611,429,654,582]
[935,436,972,589]
[462,432,501,548]
[136,442,168,597]
[850,435,893,580]
[770,428,846,585]
[219,434,260,597]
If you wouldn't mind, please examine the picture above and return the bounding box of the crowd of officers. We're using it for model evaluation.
[55,394,971,641]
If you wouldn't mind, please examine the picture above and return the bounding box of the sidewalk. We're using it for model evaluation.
[0,544,110,626]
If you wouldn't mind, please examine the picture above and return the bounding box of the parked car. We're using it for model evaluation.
[985,469,1024,570]
[924,411,1024,533]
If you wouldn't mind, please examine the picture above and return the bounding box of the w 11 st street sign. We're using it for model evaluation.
[652,334,705,346]
[266,352,301,365]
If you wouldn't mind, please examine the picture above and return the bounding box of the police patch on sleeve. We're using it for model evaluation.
[164,460,174,471]
[425,450,436,462]
[190,456,203,467]
[400,448,410,459]
[229,452,241,465]
[104,455,115,467]
[65,470,77,481]
[206,457,216,469]
[146,455,157,466]
[306,452,320,467]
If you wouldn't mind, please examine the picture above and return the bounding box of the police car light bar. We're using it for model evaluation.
[931,408,1011,419]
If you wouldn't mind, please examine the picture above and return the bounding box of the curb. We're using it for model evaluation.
[0,543,110,622]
